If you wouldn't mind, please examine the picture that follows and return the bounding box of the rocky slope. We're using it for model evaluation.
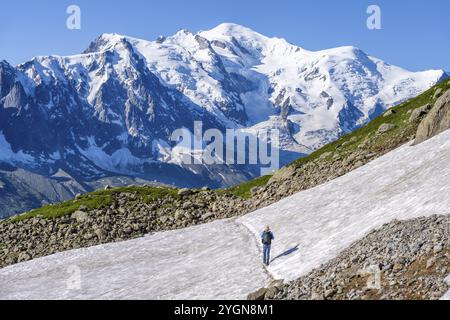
[1,82,450,269]
[0,23,447,217]
[261,215,449,300]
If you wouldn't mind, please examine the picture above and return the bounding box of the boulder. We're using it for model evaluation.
[247,287,267,300]
[433,88,443,99]
[265,279,284,299]
[409,104,432,123]
[159,216,169,224]
[319,151,333,160]
[178,188,193,197]
[17,252,31,262]
[94,228,105,240]
[268,166,296,184]
[415,89,450,144]
[201,212,215,220]
[174,209,184,220]
[383,109,397,117]
[71,211,88,223]
[426,257,436,269]
[377,123,395,134]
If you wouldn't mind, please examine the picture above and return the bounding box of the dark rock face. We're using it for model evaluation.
[247,288,267,300]
[0,61,16,99]
[415,89,450,144]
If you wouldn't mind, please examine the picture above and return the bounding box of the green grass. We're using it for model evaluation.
[90,186,179,203]
[10,186,180,222]
[11,194,113,222]
[226,175,272,199]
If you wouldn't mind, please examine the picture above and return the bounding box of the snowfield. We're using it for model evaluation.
[1,129,450,299]
[0,220,267,300]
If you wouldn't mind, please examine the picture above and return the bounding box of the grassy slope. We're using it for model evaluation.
[225,175,272,198]
[11,187,179,222]
[6,79,450,221]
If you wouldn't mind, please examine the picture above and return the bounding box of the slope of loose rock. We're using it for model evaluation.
[272,215,449,300]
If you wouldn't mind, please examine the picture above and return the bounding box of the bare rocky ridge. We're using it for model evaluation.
[254,215,450,300]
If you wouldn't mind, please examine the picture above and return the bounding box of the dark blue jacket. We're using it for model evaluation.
[261,231,274,245]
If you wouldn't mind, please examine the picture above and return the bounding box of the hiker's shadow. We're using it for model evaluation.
[271,244,300,263]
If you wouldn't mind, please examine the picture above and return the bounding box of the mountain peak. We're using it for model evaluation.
[83,33,130,54]
[202,23,267,41]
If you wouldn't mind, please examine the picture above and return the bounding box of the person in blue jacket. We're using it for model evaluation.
[261,226,274,266]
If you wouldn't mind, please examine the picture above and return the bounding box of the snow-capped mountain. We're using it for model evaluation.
[0,23,447,193]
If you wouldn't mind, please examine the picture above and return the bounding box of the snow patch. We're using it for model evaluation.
[77,137,152,174]
[0,132,34,164]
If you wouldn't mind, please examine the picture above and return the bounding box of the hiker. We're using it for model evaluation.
[261,226,274,266]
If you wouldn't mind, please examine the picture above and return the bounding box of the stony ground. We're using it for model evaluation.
[262,215,450,300]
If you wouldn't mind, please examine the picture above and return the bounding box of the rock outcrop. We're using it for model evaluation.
[415,89,450,144]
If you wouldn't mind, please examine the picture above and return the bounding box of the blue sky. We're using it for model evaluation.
[1,0,449,71]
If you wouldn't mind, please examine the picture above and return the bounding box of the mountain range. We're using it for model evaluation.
[0,23,447,217]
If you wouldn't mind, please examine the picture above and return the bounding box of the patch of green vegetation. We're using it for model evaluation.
[10,186,180,222]
[226,175,272,199]
[91,186,180,204]
[11,194,113,222]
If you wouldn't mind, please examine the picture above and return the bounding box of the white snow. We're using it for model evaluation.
[77,137,153,174]
[442,276,450,300]
[239,132,450,280]
[0,220,267,300]
[0,132,34,164]
[1,127,450,300]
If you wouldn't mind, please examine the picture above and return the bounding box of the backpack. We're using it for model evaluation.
[262,231,273,245]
